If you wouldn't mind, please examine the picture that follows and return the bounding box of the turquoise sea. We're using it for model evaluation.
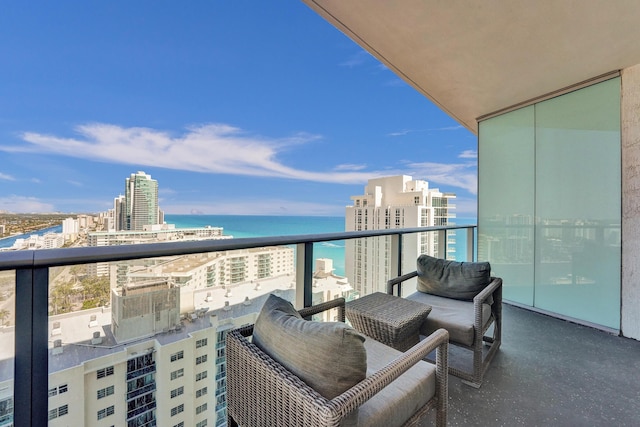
[166,214,348,276]
[166,215,477,277]
[1,215,477,277]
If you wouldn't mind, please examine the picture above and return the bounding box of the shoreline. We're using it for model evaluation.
[0,224,63,247]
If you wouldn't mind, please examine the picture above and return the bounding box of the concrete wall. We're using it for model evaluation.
[621,64,640,340]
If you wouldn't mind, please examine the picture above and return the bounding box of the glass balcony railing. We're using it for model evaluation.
[0,224,474,427]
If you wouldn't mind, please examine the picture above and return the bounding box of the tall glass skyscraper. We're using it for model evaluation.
[125,171,160,231]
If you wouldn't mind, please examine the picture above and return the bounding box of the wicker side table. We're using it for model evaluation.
[346,292,432,352]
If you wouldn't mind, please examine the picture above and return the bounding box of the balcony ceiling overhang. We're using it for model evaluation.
[303,0,640,133]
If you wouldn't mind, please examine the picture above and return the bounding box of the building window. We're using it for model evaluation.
[196,387,208,398]
[196,355,208,365]
[48,383,68,397]
[170,386,184,398]
[97,366,114,379]
[196,338,208,348]
[170,368,184,380]
[170,350,184,362]
[48,404,69,420]
[97,385,114,399]
[196,371,208,381]
[196,420,208,427]
[171,404,184,417]
[97,405,114,420]
[196,403,208,415]
[173,423,185,427]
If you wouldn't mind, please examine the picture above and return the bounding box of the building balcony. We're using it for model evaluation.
[0,224,638,426]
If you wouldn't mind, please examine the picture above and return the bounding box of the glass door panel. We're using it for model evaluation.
[478,106,535,306]
[534,78,621,329]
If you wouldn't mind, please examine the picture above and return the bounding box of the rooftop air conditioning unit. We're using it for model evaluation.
[91,331,103,345]
[52,339,63,355]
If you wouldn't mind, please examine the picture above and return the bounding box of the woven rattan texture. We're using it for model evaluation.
[346,292,432,352]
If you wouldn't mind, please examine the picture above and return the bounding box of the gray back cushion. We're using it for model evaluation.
[416,254,491,301]
[252,294,367,400]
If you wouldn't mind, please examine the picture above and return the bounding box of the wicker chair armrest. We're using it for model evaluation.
[328,328,449,417]
[473,277,503,306]
[298,297,346,322]
[387,271,418,295]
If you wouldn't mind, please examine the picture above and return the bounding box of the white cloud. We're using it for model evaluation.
[2,122,481,197]
[334,163,367,171]
[162,198,345,216]
[67,180,83,187]
[458,150,477,159]
[5,123,386,184]
[406,161,478,195]
[388,125,465,137]
[387,129,411,137]
[451,196,478,218]
[31,178,42,183]
[0,196,55,213]
[0,172,15,181]
[339,50,370,68]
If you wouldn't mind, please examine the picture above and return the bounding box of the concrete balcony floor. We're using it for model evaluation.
[426,304,640,426]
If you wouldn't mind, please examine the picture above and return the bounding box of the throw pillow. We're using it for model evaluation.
[416,254,491,301]
[252,294,367,400]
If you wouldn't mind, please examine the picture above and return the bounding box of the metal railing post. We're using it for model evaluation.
[467,227,475,261]
[295,242,314,308]
[437,229,446,259]
[390,234,402,278]
[15,267,49,427]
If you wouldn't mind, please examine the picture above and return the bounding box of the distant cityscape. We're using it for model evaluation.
[0,171,456,427]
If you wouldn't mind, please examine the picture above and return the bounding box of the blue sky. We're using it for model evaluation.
[0,2,477,218]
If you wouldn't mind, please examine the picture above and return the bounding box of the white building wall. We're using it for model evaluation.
[345,175,455,296]
[621,64,640,340]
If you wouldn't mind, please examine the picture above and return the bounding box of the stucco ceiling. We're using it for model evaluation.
[303,0,640,133]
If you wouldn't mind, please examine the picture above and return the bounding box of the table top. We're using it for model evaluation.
[346,292,431,327]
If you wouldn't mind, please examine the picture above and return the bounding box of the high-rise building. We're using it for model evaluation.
[345,175,455,296]
[125,171,161,231]
[111,195,126,231]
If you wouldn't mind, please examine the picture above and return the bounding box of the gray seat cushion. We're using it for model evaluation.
[252,294,367,400]
[357,338,436,427]
[407,292,491,347]
[416,254,491,301]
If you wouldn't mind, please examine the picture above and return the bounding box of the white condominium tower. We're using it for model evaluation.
[345,175,455,296]
[125,171,163,231]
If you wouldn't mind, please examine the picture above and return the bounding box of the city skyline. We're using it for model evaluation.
[0,2,478,218]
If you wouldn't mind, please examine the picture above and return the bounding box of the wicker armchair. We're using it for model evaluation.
[388,261,502,388]
[226,297,449,427]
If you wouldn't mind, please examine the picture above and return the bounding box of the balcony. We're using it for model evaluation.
[420,302,640,425]
[0,224,639,426]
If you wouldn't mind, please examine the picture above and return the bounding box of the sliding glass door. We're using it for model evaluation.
[478,78,621,329]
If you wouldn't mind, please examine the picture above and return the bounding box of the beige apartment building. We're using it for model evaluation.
[345,175,455,296]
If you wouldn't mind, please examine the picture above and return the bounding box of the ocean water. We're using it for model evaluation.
[166,215,477,277]
[1,215,477,277]
[166,214,348,276]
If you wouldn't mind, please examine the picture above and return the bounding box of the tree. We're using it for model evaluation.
[80,276,111,309]
[50,280,76,315]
